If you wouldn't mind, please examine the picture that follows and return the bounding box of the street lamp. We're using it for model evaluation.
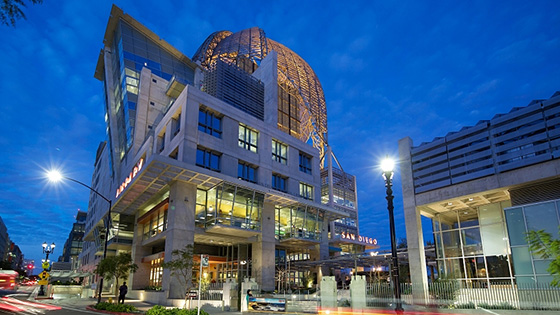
[380,157,403,311]
[38,242,55,296]
[47,170,112,304]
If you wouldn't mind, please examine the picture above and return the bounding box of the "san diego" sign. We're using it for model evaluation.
[340,232,378,245]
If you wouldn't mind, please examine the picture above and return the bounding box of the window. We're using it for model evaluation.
[196,148,221,171]
[158,134,165,152]
[299,183,313,200]
[239,124,258,153]
[299,152,312,174]
[272,174,287,192]
[198,108,222,138]
[238,162,257,183]
[172,113,181,136]
[272,140,288,164]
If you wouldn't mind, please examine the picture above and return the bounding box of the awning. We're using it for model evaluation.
[48,270,93,280]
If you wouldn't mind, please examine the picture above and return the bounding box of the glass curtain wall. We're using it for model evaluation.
[433,201,513,287]
[505,200,560,285]
[194,183,263,231]
[275,205,324,241]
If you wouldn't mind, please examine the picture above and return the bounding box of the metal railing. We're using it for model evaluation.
[365,281,560,310]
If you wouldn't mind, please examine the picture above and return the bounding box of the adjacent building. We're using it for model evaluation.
[0,218,9,262]
[59,210,87,270]
[399,91,560,302]
[79,5,368,302]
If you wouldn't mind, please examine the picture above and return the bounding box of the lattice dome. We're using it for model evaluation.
[193,27,328,161]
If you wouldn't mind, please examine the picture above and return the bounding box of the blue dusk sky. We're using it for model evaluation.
[1,0,559,270]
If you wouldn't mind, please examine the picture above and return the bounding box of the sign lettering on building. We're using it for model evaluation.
[115,158,144,198]
[340,232,378,245]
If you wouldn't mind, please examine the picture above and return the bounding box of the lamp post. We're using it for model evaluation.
[38,242,55,296]
[380,158,403,312]
[47,170,112,304]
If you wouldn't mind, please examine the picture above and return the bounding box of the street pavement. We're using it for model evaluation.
[12,286,560,315]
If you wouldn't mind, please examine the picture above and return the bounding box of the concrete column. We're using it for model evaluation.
[350,275,366,310]
[130,221,152,290]
[222,278,235,310]
[318,216,330,283]
[398,137,429,303]
[252,202,275,291]
[162,181,197,299]
[320,276,337,309]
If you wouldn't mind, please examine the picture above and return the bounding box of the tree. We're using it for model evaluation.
[161,244,195,308]
[1,0,43,27]
[397,237,407,249]
[526,229,560,287]
[95,252,138,298]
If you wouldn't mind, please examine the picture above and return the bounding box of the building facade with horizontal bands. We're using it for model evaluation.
[79,5,368,302]
[398,91,560,302]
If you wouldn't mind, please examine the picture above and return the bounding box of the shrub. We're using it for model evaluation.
[454,302,475,309]
[94,302,138,313]
[478,302,517,310]
[429,278,460,307]
[338,299,351,307]
[146,305,210,315]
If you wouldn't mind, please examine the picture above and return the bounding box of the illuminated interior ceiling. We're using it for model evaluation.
[417,189,510,218]
[193,27,328,162]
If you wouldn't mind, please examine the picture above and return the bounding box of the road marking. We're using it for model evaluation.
[480,308,501,315]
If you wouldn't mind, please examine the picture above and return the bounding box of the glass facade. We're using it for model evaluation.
[194,183,263,231]
[433,200,513,286]
[140,201,168,240]
[109,20,194,159]
[275,205,324,241]
[505,200,560,285]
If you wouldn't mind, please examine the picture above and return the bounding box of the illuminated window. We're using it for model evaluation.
[238,124,258,153]
[149,258,163,287]
[272,140,288,164]
[299,183,313,200]
[299,153,312,174]
[198,108,222,138]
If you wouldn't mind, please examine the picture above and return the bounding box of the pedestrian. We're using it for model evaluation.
[246,289,253,307]
[118,282,128,304]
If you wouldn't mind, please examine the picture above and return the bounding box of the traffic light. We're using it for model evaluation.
[27,264,33,270]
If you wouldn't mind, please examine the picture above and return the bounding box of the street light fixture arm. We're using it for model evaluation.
[46,169,112,304]
[52,174,111,204]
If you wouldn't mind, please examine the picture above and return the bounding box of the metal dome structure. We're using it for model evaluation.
[193,27,328,163]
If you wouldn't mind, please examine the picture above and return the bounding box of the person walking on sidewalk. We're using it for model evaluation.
[118,282,128,304]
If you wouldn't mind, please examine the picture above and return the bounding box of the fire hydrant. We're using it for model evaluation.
[108,297,113,304]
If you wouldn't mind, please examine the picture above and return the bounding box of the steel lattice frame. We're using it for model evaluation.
[193,27,328,161]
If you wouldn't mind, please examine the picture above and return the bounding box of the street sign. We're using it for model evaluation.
[37,279,48,286]
[38,271,49,280]
[41,261,50,270]
[201,254,209,267]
